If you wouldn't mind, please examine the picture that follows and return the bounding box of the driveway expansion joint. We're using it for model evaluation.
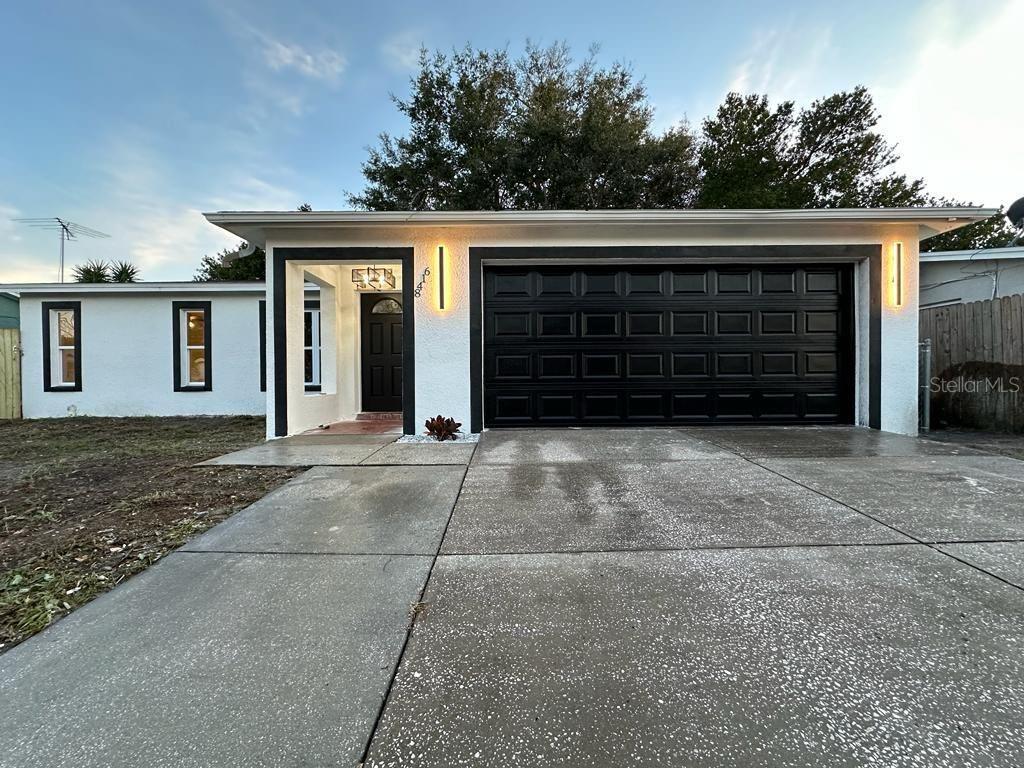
[746,456,1024,595]
[357,462,471,765]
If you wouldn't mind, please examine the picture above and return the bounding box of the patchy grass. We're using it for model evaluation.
[0,417,301,652]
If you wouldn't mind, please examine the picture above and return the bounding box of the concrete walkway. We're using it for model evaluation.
[3,427,1024,767]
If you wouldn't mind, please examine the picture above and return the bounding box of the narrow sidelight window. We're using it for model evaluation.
[42,301,82,391]
[172,301,212,391]
[304,303,321,391]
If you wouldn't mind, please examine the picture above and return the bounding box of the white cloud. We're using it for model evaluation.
[381,30,424,72]
[873,0,1022,208]
[261,36,346,82]
[726,25,834,104]
[227,18,346,84]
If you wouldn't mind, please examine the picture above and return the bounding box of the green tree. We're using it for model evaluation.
[72,260,111,282]
[349,43,699,211]
[194,245,266,281]
[696,94,798,208]
[697,87,926,209]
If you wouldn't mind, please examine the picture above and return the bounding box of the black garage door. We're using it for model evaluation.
[483,264,854,426]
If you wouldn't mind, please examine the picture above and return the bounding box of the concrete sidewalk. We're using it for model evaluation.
[0,436,471,768]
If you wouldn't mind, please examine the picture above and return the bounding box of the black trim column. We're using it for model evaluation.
[272,247,415,437]
[868,249,882,429]
[258,300,267,393]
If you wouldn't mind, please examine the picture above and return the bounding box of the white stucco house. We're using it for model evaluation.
[919,246,1024,308]
[3,207,995,437]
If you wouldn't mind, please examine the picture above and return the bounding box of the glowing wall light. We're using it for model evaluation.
[891,242,903,307]
[437,245,446,310]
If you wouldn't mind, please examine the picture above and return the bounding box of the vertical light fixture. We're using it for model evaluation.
[893,242,903,307]
[438,245,446,310]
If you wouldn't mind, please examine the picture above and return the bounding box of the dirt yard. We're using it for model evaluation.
[0,417,300,652]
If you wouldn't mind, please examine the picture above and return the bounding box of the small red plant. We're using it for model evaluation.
[424,415,462,441]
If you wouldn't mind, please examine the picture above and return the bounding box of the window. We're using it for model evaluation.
[371,297,402,314]
[172,301,212,391]
[304,303,321,391]
[42,301,81,391]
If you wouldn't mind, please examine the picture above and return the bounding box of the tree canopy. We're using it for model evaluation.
[195,42,1014,276]
[348,44,698,211]
[696,89,927,209]
[194,246,266,281]
[344,42,1014,251]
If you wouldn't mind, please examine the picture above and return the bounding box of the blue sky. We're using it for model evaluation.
[0,0,1019,281]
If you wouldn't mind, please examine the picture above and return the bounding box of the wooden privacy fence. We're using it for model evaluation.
[0,328,21,419]
[919,294,1024,432]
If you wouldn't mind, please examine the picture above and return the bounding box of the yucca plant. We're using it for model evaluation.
[109,260,140,282]
[71,260,111,283]
[424,415,462,441]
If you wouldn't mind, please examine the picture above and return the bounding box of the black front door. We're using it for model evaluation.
[361,293,403,412]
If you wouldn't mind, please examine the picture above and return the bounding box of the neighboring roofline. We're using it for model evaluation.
[920,246,1024,263]
[0,281,318,296]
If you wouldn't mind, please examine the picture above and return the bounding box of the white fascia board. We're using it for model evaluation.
[0,282,327,296]
[0,282,267,296]
[204,207,997,227]
[204,207,997,248]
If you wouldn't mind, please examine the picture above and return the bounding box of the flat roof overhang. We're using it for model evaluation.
[204,207,998,249]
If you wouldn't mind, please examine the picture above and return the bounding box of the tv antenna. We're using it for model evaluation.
[13,217,111,282]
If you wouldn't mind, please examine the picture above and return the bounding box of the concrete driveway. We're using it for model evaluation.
[2,427,1023,767]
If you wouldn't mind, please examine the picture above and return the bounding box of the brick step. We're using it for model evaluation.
[355,412,403,421]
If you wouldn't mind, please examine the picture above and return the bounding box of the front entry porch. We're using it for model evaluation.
[267,247,416,438]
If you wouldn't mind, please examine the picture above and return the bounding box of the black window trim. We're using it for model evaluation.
[172,300,213,392]
[41,300,82,392]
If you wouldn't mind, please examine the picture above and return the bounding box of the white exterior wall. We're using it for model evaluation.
[265,221,924,436]
[920,258,1024,307]
[20,292,265,418]
[878,230,920,435]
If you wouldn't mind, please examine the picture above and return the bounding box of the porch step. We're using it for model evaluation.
[355,412,403,421]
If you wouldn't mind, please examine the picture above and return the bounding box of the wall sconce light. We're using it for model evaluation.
[351,266,395,291]
[412,247,449,309]
[892,242,903,307]
[437,246,446,310]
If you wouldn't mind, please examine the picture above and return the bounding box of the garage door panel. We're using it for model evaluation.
[484,265,853,426]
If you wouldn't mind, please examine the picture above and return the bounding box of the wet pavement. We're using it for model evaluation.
[3,426,1024,768]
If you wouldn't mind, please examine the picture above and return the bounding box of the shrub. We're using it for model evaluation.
[424,415,461,441]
